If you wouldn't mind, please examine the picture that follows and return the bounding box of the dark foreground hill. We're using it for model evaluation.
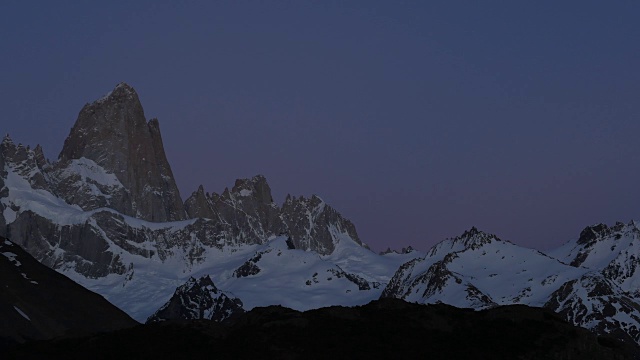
[7,298,635,360]
[0,236,137,348]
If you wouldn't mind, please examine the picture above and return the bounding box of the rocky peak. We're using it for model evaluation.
[429,227,501,257]
[32,145,47,168]
[456,227,501,248]
[231,175,274,205]
[1,133,13,147]
[577,222,639,248]
[186,176,285,245]
[56,83,186,222]
[146,275,245,323]
[577,224,612,246]
[107,82,137,100]
[182,176,364,255]
[1,135,24,163]
[0,136,50,191]
[184,185,215,219]
[380,246,415,255]
[281,193,362,253]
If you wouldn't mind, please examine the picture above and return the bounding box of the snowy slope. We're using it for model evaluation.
[383,228,587,307]
[65,235,419,322]
[546,272,640,344]
[551,221,640,295]
[382,226,640,345]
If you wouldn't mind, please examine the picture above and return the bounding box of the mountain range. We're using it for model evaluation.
[2,83,639,353]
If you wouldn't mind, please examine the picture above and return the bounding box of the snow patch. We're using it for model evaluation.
[3,206,16,223]
[2,252,21,266]
[60,158,123,189]
[13,306,31,321]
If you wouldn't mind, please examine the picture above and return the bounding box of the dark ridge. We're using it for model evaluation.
[7,299,636,359]
[0,236,137,350]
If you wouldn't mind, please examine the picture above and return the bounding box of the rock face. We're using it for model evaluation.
[280,194,361,254]
[147,276,244,323]
[0,236,137,347]
[189,175,284,245]
[183,175,363,255]
[544,273,640,344]
[0,136,50,192]
[58,83,185,222]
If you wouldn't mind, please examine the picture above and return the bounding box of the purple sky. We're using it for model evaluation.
[2,2,639,252]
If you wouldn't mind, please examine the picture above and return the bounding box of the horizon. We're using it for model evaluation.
[2,2,639,252]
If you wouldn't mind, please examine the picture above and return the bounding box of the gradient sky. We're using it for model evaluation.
[2,1,639,252]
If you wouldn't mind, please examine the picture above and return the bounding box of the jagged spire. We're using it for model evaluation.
[57,82,186,222]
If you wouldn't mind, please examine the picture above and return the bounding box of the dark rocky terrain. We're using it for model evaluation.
[6,299,636,359]
[147,275,245,323]
[0,236,137,349]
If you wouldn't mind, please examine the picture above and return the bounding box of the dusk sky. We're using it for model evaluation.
[2,1,639,252]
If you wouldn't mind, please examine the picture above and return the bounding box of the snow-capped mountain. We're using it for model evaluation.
[381,226,640,345]
[547,222,640,343]
[0,83,412,322]
[3,82,640,348]
[551,221,640,296]
[147,275,245,323]
[382,228,587,308]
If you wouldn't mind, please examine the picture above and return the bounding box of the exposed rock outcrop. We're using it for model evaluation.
[544,273,640,344]
[1,136,50,192]
[147,275,244,323]
[183,176,363,255]
[280,194,361,254]
[57,83,186,222]
[184,185,215,220]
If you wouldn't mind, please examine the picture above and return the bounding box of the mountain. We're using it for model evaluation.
[381,226,640,346]
[147,275,245,323]
[547,221,640,344]
[0,236,136,347]
[57,82,186,222]
[183,175,363,255]
[7,299,634,359]
[4,83,640,350]
[0,82,386,322]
